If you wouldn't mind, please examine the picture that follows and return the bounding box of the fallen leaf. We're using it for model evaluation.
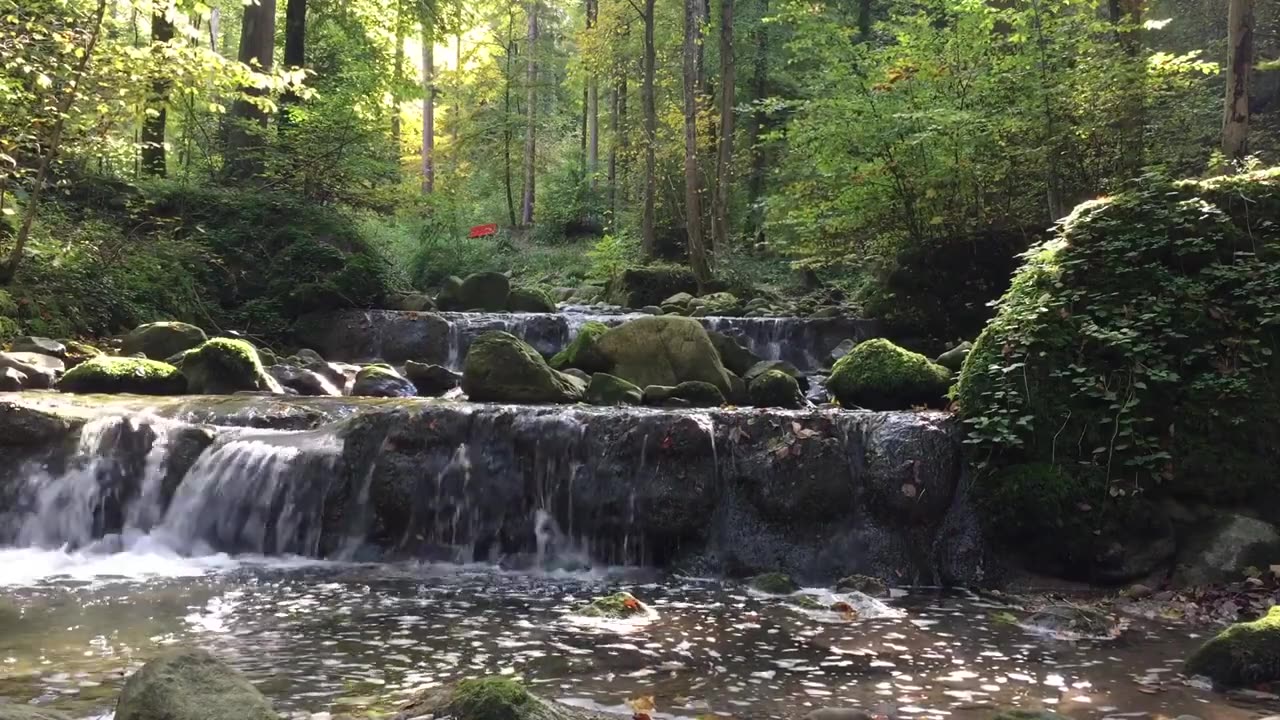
[627,696,656,718]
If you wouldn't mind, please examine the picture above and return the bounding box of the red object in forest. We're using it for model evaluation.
[468,223,498,238]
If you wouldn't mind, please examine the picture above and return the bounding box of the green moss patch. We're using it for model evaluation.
[827,338,951,410]
[749,572,799,595]
[181,338,280,395]
[1186,606,1280,686]
[574,592,650,618]
[57,356,186,395]
[550,321,611,373]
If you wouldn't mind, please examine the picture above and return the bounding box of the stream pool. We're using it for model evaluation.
[0,548,1267,720]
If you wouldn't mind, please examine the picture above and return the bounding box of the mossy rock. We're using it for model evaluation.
[549,321,611,373]
[643,381,725,408]
[463,331,586,404]
[585,373,642,406]
[596,316,735,396]
[400,677,589,720]
[459,272,511,312]
[121,322,208,361]
[58,356,186,395]
[935,341,972,372]
[661,292,695,308]
[707,330,761,377]
[436,275,465,310]
[352,365,417,397]
[827,339,951,410]
[60,340,103,368]
[114,648,276,720]
[404,361,461,396]
[181,338,281,395]
[748,369,805,409]
[575,591,649,618]
[694,291,743,316]
[836,574,888,597]
[749,572,799,594]
[508,286,557,313]
[1185,606,1280,686]
[606,266,698,308]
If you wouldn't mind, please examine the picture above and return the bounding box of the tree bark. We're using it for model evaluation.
[743,0,767,243]
[142,3,174,177]
[226,0,276,180]
[280,0,307,122]
[710,0,734,256]
[504,10,518,226]
[1110,0,1143,175]
[3,0,108,282]
[1222,0,1253,164]
[857,0,871,40]
[683,0,711,289]
[521,0,539,225]
[641,0,657,258]
[392,0,406,155]
[586,0,600,188]
[422,3,436,194]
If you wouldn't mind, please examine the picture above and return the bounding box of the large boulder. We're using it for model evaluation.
[435,275,464,310]
[0,351,61,388]
[0,366,26,391]
[114,648,276,720]
[707,330,761,377]
[595,316,735,396]
[692,291,743,316]
[0,400,76,444]
[383,291,436,312]
[181,338,282,395]
[459,272,511,311]
[549,321,610,373]
[9,336,66,359]
[58,356,186,395]
[1175,513,1280,587]
[268,364,341,396]
[643,381,725,408]
[404,361,461,396]
[399,677,591,720]
[121,322,208,360]
[462,331,586,404]
[935,341,972,371]
[744,359,808,391]
[828,339,951,410]
[749,369,806,409]
[508,286,556,313]
[1186,606,1280,686]
[352,365,417,398]
[605,266,698,308]
[585,373,643,406]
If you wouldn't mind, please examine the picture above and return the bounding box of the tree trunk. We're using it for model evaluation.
[857,0,871,40]
[280,0,307,122]
[683,0,711,289]
[392,0,406,155]
[641,0,657,258]
[1222,0,1253,164]
[226,0,276,180]
[586,0,600,189]
[504,11,518,226]
[422,4,436,195]
[3,0,108,282]
[142,4,174,177]
[743,0,767,243]
[1111,0,1143,175]
[710,0,734,255]
[521,0,539,225]
[453,33,462,150]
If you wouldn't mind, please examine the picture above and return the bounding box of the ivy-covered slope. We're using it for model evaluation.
[957,168,1280,578]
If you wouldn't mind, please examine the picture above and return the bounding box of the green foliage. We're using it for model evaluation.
[828,338,952,410]
[585,234,642,284]
[959,168,1280,563]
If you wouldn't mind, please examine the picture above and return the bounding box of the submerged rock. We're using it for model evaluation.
[352,366,417,398]
[181,338,282,395]
[121,321,207,360]
[836,574,888,597]
[750,572,799,594]
[597,316,735,395]
[1186,606,1280,686]
[585,373,642,406]
[115,648,276,720]
[0,706,73,720]
[462,331,585,404]
[400,677,592,720]
[404,361,461,396]
[574,591,650,618]
[58,356,186,395]
[1023,605,1118,639]
[459,271,511,312]
[828,339,951,410]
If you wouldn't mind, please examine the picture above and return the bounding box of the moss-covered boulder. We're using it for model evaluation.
[836,574,888,597]
[749,369,805,409]
[459,272,511,312]
[692,291,743,316]
[596,316,735,395]
[463,331,586,404]
[384,291,436,311]
[827,339,951,410]
[745,359,808,391]
[935,341,972,371]
[352,365,417,397]
[606,266,698,308]
[121,322,208,360]
[707,330,761,377]
[1186,606,1280,686]
[574,591,650,618]
[405,361,461,396]
[958,169,1280,579]
[400,677,590,720]
[508,286,557,313]
[749,572,799,594]
[115,648,276,720]
[549,321,611,373]
[60,340,102,368]
[58,356,186,395]
[643,381,725,408]
[585,373,643,406]
[436,275,465,310]
[181,338,282,395]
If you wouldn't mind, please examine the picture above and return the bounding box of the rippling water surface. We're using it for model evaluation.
[0,549,1264,720]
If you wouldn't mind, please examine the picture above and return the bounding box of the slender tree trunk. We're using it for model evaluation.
[857,0,871,40]
[710,0,735,255]
[586,0,600,189]
[392,0,406,156]
[503,13,518,226]
[683,0,711,289]
[3,0,108,282]
[1222,0,1253,164]
[280,0,307,121]
[743,0,767,243]
[521,0,539,225]
[422,6,435,195]
[453,33,462,150]
[1110,0,1143,175]
[142,4,174,177]
[641,0,657,258]
[226,0,276,179]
